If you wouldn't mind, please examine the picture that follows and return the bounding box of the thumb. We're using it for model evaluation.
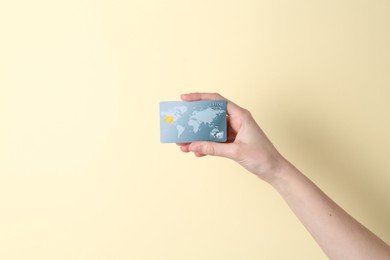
[189,142,238,160]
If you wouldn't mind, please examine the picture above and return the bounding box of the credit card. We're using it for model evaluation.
[160,100,227,143]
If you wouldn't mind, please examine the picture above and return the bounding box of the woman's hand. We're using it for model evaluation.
[177,92,287,183]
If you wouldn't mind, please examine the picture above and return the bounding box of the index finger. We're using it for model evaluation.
[180,92,244,116]
[181,92,225,101]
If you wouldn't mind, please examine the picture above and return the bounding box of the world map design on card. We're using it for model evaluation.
[160,100,227,143]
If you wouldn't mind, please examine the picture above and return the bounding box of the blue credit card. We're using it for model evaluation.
[160,100,227,143]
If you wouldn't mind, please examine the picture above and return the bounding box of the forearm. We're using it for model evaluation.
[268,160,390,260]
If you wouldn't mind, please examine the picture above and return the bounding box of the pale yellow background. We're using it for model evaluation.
[1,0,389,259]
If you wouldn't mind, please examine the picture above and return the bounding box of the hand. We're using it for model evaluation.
[177,92,287,182]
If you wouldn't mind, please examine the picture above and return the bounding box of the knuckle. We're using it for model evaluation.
[242,108,252,117]
[203,144,216,155]
[241,108,254,120]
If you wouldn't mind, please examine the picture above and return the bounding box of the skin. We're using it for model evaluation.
[177,92,390,260]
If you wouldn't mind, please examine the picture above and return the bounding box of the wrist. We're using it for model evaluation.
[257,155,296,187]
